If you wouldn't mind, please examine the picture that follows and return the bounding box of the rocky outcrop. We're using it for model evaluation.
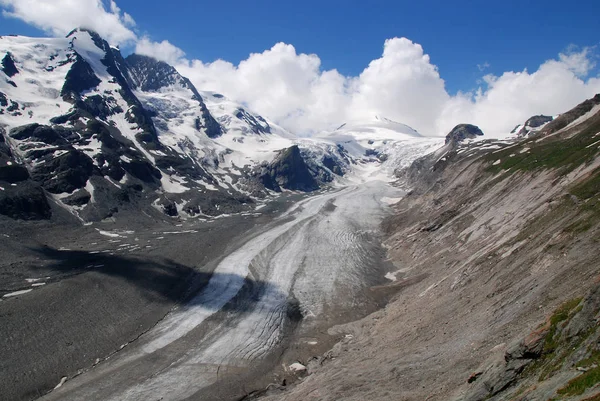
[1,52,18,77]
[259,145,319,192]
[60,53,101,98]
[0,126,52,219]
[512,115,553,137]
[445,124,484,145]
[465,285,600,401]
[234,107,271,135]
[0,180,51,220]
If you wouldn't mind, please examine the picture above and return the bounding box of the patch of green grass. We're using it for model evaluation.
[533,298,584,381]
[576,349,600,370]
[485,118,600,175]
[564,219,595,234]
[546,298,582,341]
[557,366,600,396]
[571,168,600,200]
[563,167,600,233]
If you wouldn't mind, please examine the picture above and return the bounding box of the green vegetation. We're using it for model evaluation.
[533,298,584,380]
[485,118,600,175]
[557,366,600,396]
[522,296,600,399]
[571,167,600,200]
[564,167,600,233]
[576,350,600,370]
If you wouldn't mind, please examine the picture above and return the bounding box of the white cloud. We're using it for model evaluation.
[178,38,600,137]
[437,48,600,137]
[135,37,186,66]
[348,38,449,134]
[2,0,599,138]
[0,0,136,44]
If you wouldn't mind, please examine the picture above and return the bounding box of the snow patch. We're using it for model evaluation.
[3,289,33,298]
[381,197,402,205]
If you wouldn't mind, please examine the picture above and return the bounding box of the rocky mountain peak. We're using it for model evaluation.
[0,30,361,222]
[125,54,182,92]
[511,115,553,137]
[444,124,484,145]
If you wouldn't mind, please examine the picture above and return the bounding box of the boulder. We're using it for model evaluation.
[289,363,307,373]
[445,124,484,145]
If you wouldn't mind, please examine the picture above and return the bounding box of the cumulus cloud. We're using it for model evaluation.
[177,38,450,135]
[135,37,186,66]
[2,0,599,138]
[437,48,600,137]
[178,39,600,137]
[0,0,136,44]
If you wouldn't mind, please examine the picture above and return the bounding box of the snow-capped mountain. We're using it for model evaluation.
[314,116,444,180]
[0,29,442,222]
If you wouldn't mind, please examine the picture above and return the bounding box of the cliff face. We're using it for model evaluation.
[257,95,600,401]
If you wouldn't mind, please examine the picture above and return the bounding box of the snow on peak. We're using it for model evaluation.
[329,115,422,140]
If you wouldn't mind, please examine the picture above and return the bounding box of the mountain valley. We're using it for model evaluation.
[0,29,599,401]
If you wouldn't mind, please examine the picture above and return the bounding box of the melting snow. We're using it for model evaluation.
[381,197,402,205]
[3,289,33,298]
[96,229,122,238]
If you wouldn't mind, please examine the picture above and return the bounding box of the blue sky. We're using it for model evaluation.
[1,0,599,137]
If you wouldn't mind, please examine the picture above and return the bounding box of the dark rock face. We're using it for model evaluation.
[512,115,553,137]
[61,54,101,98]
[0,91,7,107]
[1,52,19,77]
[125,54,222,139]
[31,150,94,194]
[155,155,207,181]
[81,95,124,120]
[235,108,271,135]
[322,155,344,176]
[0,180,51,220]
[198,103,223,139]
[10,123,70,145]
[445,124,484,145]
[524,115,553,129]
[121,159,161,184]
[61,188,91,206]
[125,54,181,92]
[260,145,319,192]
[182,191,253,217]
[0,164,29,184]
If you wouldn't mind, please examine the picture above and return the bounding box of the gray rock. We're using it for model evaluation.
[445,124,484,145]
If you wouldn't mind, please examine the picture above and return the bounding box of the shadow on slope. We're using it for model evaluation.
[0,246,287,401]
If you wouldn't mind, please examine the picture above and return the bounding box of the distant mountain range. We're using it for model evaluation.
[0,29,442,223]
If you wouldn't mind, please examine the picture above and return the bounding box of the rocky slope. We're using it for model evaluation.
[255,95,600,401]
